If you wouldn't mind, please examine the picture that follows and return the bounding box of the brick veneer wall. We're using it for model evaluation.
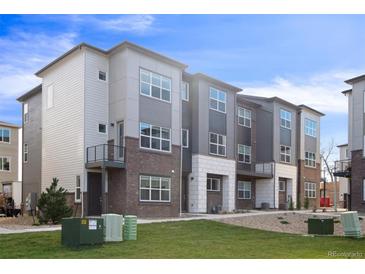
[236,175,256,209]
[350,150,365,212]
[297,160,320,209]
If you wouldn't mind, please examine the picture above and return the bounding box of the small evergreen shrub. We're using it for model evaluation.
[280,220,290,225]
[296,198,301,210]
[304,197,309,209]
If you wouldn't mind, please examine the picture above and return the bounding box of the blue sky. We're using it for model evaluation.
[1,15,365,153]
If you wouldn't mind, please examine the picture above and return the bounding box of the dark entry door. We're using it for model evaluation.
[181,176,188,212]
[88,172,102,216]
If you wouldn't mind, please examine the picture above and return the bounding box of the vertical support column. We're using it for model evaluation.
[222,175,235,212]
[101,167,108,214]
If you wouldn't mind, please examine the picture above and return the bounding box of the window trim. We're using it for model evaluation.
[209,132,226,157]
[304,118,317,138]
[0,156,11,172]
[280,108,292,129]
[237,107,252,128]
[139,68,172,103]
[140,122,172,153]
[279,180,286,192]
[280,145,291,163]
[139,175,171,203]
[181,81,189,102]
[238,181,252,199]
[0,128,11,144]
[238,144,251,164]
[209,87,227,114]
[24,143,28,163]
[75,175,81,203]
[207,178,221,192]
[181,128,189,148]
[304,182,316,198]
[305,151,316,168]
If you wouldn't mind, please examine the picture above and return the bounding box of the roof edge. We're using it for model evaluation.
[17,84,42,102]
[297,104,325,117]
[344,74,365,85]
[193,73,242,92]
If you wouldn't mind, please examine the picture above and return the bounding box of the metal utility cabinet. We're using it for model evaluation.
[61,217,104,247]
[102,214,123,242]
[307,218,334,235]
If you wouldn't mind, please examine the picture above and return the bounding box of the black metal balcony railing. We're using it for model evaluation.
[86,144,125,166]
[333,159,351,178]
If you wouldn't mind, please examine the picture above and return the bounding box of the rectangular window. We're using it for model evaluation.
[140,122,171,152]
[0,157,10,171]
[0,128,10,143]
[305,152,316,167]
[47,84,54,109]
[207,178,221,192]
[238,107,251,128]
[140,175,171,202]
[305,182,316,198]
[363,179,365,201]
[238,144,251,164]
[280,145,291,163]
[24,144,28,163]
[209,132,226,156]
[304,118,317,137]
[280,109,292,129]
[181,129,189,148]
[209,87,226,113]
[279,180,286,192]
[24,103,29,123]
[98,70,107,81]
[181,81,189,101]
[238,181,251,199]
[75,175,81,203]
[345,148,349,159]
[140,69,171,103]
[98,123,107,134]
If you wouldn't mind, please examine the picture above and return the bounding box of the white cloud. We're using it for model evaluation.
[101,15,155,33]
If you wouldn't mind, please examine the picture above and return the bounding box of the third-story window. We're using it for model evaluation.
[140,175,171,202]
[238,144,251,164]
[238,107,251,128]
[140,69,171,102]
[24,144,28,163]
[209,132,226,156]
[140,122,171,152]
[181,81,189,101]
[98,71,107,81]
[280,109,292,129]
[46,84,54,109]
[0,128,10,143]
[24,103,29,123]
[207,178,220,191]
[181,129,189,148]
[305,118,317,137]
[238,181,251,199]
[305,152,316,167]
[305,182,316,198]
[209,87,226,113]
[280,145,291,163]
[0,157,10,171]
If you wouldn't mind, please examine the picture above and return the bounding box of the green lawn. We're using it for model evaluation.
[0,220,364,259]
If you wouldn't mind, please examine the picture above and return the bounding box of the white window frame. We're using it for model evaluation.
[181,81,189,102]
[24,103,29,124]
[75,175,81,203]
[305,151,316,167]
[209,87,226,113]
[140,175,171,202]
[98,70,107,82]
[98,123,107,134]
[279,180,286,192]
[238,107,251,128]
[238,181,251,199]
[304,118,317,137]
[238,144,251,164]
[181,129,189,148]
[280,108,292,129]
[140,68,172,103]
[46,84,54,109]
[0,128,11,144]
[280,145,291,163]
[140,122,171,152]
[207,178,221,192]
[24,143,28,163]
[0,156,10,172]
[305,182,316,198]
[209,132,226,157]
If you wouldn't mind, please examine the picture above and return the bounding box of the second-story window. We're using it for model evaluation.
[140,122,171,152]
[305,152,316,167]
[305,118,317,137]
[24,144,28,163]
[181,81,189,101]
[238,107,251,128]
[209,132,226,156]
[0,128,10,143]
[280,145,291,163]
[209,87,226,113]
[238,144,251,164]
[24,103,29,124]
[140,69,171,103]
[181,129,189,148]
[280,109,292,129]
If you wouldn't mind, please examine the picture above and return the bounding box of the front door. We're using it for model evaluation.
[87,172,102,216]
[278,179,287,209]
[181,175,188,212]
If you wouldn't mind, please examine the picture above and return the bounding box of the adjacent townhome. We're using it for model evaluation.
[17,41,324,217]
[336,143,350,208]
[0,121,22,208]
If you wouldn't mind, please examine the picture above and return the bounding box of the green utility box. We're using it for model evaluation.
[61,217,104,247]
[308,218,334,235]
[124,215,137,240]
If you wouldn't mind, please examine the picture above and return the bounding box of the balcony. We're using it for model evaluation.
[237,162,273,178]
[333,159,351,178]
[86,144,125,169]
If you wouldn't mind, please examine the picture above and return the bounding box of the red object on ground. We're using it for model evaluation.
[320,197,330,207]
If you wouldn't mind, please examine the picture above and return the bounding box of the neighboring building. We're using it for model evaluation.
[0,121,22,208]
[17,41,324,217]
[319,181,340,207]
[336,144,350,208]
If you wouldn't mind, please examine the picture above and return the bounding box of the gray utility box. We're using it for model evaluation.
[102,214,123,242]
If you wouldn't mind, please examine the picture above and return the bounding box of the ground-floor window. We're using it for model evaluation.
[305,182,316,198]
[140,175,171,202]
[75,175,81,203]
[0,156,10,171]
[238,181,251,199]
[207,178,220,191]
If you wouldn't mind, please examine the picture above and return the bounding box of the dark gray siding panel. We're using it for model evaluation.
[191,79,200,154]
[304,135,317,153]
[182,100,192,172]
[209,109,226,135]
[280,128,291,146]
[139,95,171,128]
[256,109,273,162]
[237,126,251,146]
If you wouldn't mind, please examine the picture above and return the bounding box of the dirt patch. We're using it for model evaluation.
[0,216,40,230]
[217,212,365,236]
